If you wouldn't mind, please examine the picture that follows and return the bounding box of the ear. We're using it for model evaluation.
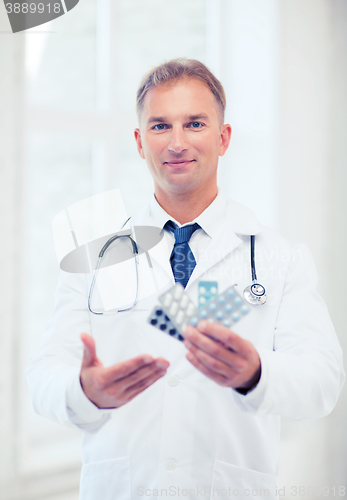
[134,128,145,159]
[219,124,232,157]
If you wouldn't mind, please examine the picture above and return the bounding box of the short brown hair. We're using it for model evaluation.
[136,58,226,124]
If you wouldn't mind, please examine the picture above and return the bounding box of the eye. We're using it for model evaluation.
[189,121,203,128]
[153,123,167,130]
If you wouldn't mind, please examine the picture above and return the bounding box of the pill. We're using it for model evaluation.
[216,311,224,320]
[199,297,206,305]
[169,328,176,336]
[223,319,231,327]
[240,305,249,315]
[186,303,196,316]
[209,303,217,312]
[199,286,206,295]
[159,323,167,330]
[190,317,198,326]
[174,285,183,300]
[234,296,242,306]
[176,311,184,324]
[170,302,178,316]
[199,310,208,318]
[180,295,189,308]
[210,286,217,295]
[163,294,172,308]
[218,295,226,304]
[232,312,240,322]
[225,303,233,313]
[150,318,158,325]
[227,288,235,297]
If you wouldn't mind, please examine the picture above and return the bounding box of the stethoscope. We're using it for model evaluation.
[88,217,139,315]
[88,223,266,315]
[243,235,267,306]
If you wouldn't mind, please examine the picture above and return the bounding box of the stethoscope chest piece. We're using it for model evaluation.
[243,234,267,306]
[243,283,267,306]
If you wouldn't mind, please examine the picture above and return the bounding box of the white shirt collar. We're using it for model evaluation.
[149,188,228,238]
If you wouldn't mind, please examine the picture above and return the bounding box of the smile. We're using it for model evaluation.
[164,160,195,168]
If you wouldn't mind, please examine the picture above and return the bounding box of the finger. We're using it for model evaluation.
[193,321,249,356]
[115,359,169,391]
[185,345,245,379]
[184,339,245,375]
[103,356,168,384]
[80,333,100,369]
[183,328,244,368]
[123,368,167,400]
[186,350,230,386]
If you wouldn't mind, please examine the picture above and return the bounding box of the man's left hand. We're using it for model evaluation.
[183,320,261,392]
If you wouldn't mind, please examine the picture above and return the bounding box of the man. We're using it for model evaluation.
[27,59,345,500]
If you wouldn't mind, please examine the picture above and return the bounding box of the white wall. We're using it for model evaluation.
[278,1,347,496]
[0,6,25,493]
[207,0,280,230]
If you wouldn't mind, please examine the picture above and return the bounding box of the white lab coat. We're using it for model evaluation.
[27,198,345,500]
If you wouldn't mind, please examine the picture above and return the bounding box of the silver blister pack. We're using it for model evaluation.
[158,283,198,336]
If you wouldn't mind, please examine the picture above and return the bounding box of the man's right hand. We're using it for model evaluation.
[80,333,169,409]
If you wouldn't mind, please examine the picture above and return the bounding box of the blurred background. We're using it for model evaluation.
[0,0,346,498]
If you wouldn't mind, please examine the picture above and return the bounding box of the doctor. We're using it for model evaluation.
[27,59,345,500]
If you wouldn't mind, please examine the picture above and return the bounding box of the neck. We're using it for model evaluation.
[154,184,218,224]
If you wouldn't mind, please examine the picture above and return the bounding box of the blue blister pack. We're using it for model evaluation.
[147,281,251,341]
[196,285,250,328]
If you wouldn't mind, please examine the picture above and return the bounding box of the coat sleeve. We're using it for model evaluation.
[26,270,111,433]
[233,243,345,419]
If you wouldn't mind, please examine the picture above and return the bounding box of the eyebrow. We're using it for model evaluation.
[188,114,209,121]
[147,116,166,124]
[147,113,210,125]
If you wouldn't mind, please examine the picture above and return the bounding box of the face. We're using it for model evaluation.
[134,78,231,200]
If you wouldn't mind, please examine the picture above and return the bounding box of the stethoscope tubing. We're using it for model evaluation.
[88,222,267,314]
[88,225,139,315]
[243,234,267,306]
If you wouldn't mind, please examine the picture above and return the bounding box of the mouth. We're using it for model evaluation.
[164,159,195,168]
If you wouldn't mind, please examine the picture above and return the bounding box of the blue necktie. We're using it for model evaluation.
[164,220,200,288]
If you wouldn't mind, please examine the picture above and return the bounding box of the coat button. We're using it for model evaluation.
[167,376,179,387]
[165,459,177,471]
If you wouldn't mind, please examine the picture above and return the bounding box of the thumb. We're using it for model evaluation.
[80,333,99,369]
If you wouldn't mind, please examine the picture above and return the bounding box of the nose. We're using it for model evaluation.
[168,126,188,154]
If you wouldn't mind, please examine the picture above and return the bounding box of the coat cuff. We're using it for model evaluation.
[232,349,272,414]
[66,370,113,427]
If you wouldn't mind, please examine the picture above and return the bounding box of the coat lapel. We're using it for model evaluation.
[186,199,263,288]
[129,198,263,286]
[129,205,173,280]
[187,229,243,287]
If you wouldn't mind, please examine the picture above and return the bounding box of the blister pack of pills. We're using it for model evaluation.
[147,281,251,341]
[158,283,198,338]
[197,285,250,328]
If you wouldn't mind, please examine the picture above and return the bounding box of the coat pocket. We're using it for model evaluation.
[79,456,131,500]
[210,459,278,500]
